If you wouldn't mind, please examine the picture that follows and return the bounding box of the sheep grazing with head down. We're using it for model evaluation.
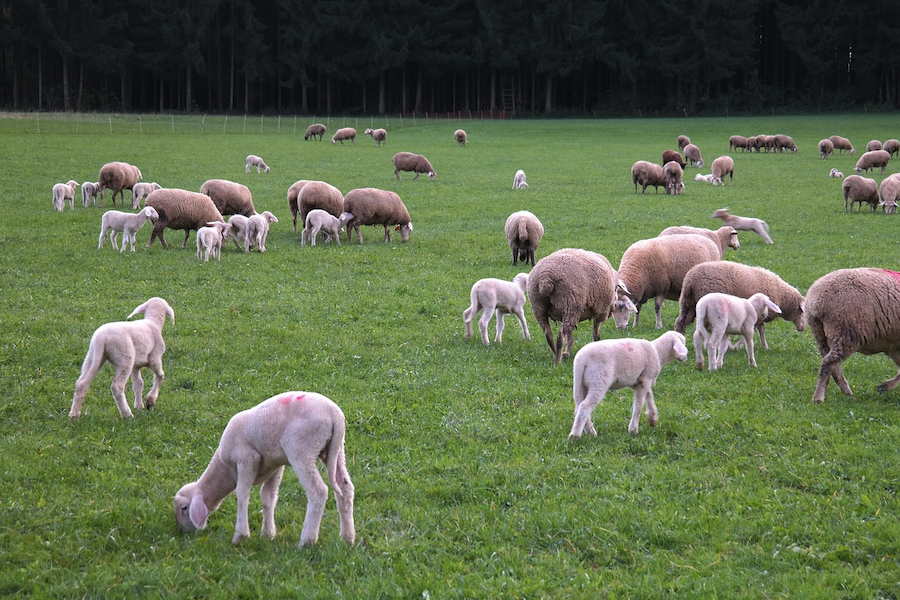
[297,181,344,242]
[710,155,735,186]
[631,160,665,194]
[196,221,231,261]
[818,139,834,160]
[570,330,687,438]
[729,135,749,152]
[854,150,891,175]
[131,182,161,209]
[661,150,686,168]
[843,175,880,212]
[98,161,142,207]
[303,209,343,246]
[245,211,278,252]
[331,127,357,146]
[884,139,900,158]
[200,179,256,217]
[662,161,684,194]
[463,273,530,345]
[683,143,704,167]
[52,180,79,211]
[245,154,270,174]
[879,173,900,214]
[98,206,160,252]
[693,292,781,371]
[287,180,311,234]
[392,151,436,180]
[828,135,855,155]
[364,128,387,147]
[512,169,528,190]
[341,187,412,244]
[710,208,773,244]
[145,188,225,249]
[774,134,797,153]
[677,135,690,150]
[304,123,326,141]
[173,391,355,548]
[504,210,543,266]
[82,181,101,207]
[454,129,467,146]
[70,297,174,419]
[866,140,883,152]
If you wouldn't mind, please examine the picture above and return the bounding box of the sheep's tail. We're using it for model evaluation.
[572,352,588,408]
[517,218,529,242]
[325,414,349,502]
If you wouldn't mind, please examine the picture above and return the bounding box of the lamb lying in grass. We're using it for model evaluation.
[693,292,781,371]
[463,273,530,345]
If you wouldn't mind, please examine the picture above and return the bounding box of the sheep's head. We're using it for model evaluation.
[428,171,436,181]
[611,294,637,330]
[174,483,208,533]
[144,206,160,222]
[399,222,413,242]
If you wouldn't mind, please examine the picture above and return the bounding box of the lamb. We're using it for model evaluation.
[773,134,798,153]
[710,155,735,186]
[392,151,436,180]
[658,225,740,257]
[527,248,624,366]
[98,161,142,207]
[245,211,278,252]
[828,135,856,155]
[98,206,160,252]
[199,179,256,216]
[729,135,748,152]
[463,273,530,345]
[683,143,704,167]
[818,139,834,160]
[512,169,528,190]
[884,139,900,158]
[297,181,344,243]
[69,297,174,419]
[196,221,231,261]
[303,209,343,246]
[504,210,543,266]
[145,188,225,249]
[340,187,412,244]
[842,175,880,212]
[52,180,78,211]
[631,160,665,194]
[710,207,773,244]
[694,173,715,183]
[245,154,270,173]
[854,150,891,175]
[364,128,387,147]
[570,330,687,438]
[331,127,357,146]
[130,182,161,209]
[173,391,355,547]
[304,123,326,141]
[662,161,684,194]
[879,173,900,214]
[661,150,686,168]
[287,180,311,234]
[81,181,100,207]
[829,168,844,178]
[693,292,782,371]
[677,135,691,150]
[454,129,467,146]
[226,214,251,251]
[866,140,883,152]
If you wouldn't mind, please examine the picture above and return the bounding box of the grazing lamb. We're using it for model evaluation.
[504,210,543,266]
[196,221,231,261]
[843,175,880,212]
[70,297,174,419]
[340,188,412,244]
[773,134,798,153]
[245,211,278,252]
[866,140,883,152]
[693,292,781,371]
[297,181,344,242]
[729,135,749,152]
[884,139,900,158]
[226,214,251,251]
[303,209,343,247]
[98,161,142,207]
[631,160,665,194]
[828,135,856,155]
[131,182,161,209]
[463,273,530,345]
[364,128,387,147]
[677,135,690,150]
[512,169,528,190]
[392,151,436,180]
[98,206,160,252]
[331,127,357,146]
[245,154,270,173]
[454,129,467,146]
[661,150,686,168]
[662,161,684,195]
[683,143,704,167]
[173,391,355,547]
[570,331,687,438]
[818,139,834,160]
[829,168,844,178]
[286,180,311,234]
[807,268,900,402]
[145,188,225,249]
[81,181,100,207]
[304,123,326,141]
[710,155,735,186]
[200,179,256,216]
[52,180,79,211]
[879,173,900,214]
[710,208,773,244]
[854,150,891,175]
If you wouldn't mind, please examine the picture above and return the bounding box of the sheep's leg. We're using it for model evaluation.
[510,245,518,265]
[693,326,706,370]
[259,466,285,539]
[757,323,769,350]
[628,386,646,436]
[569,389,604,438]
[592,318,601,342]
[110,232,119,251]
[232,465,257,544]
[383,225,391,243]
[306,225,316,247]
[477,304,493,345]
[714,333,730,370]
[144,358,164,409]
[494,310,506,344]
[462,303,478,340]
[110,364,136,419]
[813,332,856,403]
[181,229,192,249]
[558,317,577,365]
[674,305,694,334]
[743,327,757,367]
[332,450,356,544]
[131,367,145,411]
[877,352,900,392]
[538,320,557,361]
[643,386,659,428]
[514,308,530,340]
[654,296,665,329]
[98,228,107,250]
[355,226,363,245]
[292,460,329,547]
[633,304,642,328]
[70,354,104,419]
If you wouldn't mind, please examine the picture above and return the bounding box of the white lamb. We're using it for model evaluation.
[463,273,530,345]
[52,180,79,211]
[196,221,231,261]
[245,211,278,252]
[512,169,528,190]
[694,173,714,183]
[829,168,844,178]
[693,292,782,371]
[131,182,161,209]
[570,330,687,437]
[303,209,343,247]
[98,206,160,252]
[710,207,773,244]
[82,181,101,207]
[70,297,174,419]
[226,214,250,251]
[245,154,270,173]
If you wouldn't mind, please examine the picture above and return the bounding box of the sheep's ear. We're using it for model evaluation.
[165,304,175,324]
[340,212,353,223]
[674,339,688,356]
[764,299,782,314]
[616,279,631,296]
[128,300,150,320]
[189,495,208,530]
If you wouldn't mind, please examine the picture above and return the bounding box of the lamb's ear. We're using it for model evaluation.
[165,304,175,324]
[189,494,209,530]
[764,298,782,314]
[339,212,353,223]
[127,300,150,320]
[673,338,688,356]
[616,279,631,296]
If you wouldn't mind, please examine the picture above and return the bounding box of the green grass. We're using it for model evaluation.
[2,113,900,598]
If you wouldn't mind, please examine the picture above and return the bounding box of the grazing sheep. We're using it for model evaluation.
[98,161,142,207]
[504,210,543,266]
[773,134,798,153]
[463,273,530,345]
[710,207,773,244]
[340,188,412,244]
[677,135,691,150]
[287,180,311,234]
[98,206,160,252]
[512,169,528,190]
[196,221,231,261]
[297,181,344,243]
[145,188,225,249]
[226,214,251,251]
[364,128,387,147]
[818,139,834,160]
[806,268,900,403]
[828,135,856,155]
[745,136,760,152]
[662,161,684,195]
[658,225,740,257]
[683,143,704,167]
[729,135,749,152]
[527,248,624,366]
[199,179,256,216]
[883,139,900,158]
[303,209,343,246]
[69,297,174,419]
[454,129,467,146]
[131,182,161,209]
[245,154,270,174]
[710,155,735,186]
[866,140,883,152]
[879,173,900,214]
[854,150,891,175]
[570,331,687,437]
[842,175,880,212]
[674,262,806,347]
[52,180,79,211]
[631,160,665,194]
[392,151,436,180]
[245,211,278,252]
[830,168,844,178]
[331,127,357,146]
[173,391,355,547]
[661,150,686,168]
[81,181,100,207]
[693,292,782,371]
[304,123,326,141]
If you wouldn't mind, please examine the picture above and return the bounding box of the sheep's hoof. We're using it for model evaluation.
[877,382,890,394]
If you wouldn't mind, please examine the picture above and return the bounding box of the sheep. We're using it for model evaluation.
[98,161,142,207]
[392,151,436,180]
[287,180,311,234]
[131,182,161,209]
[98,206,160,252]
[340,187,412,244]
[463,273,530,345]
[454,129,467,146]
[303,209,343,246]
[829,135,856,155]
[854,150,891,175]
[512,169,529,190]
[570,331,687,438]
[631,160,665,194]
[677,135,690,150]
[866,140,883,152]
[504,210,543,266]
[710,155,734,186]
[245,154,270,173]
[245,211,278,253]
[674,262,806,349]
[81,181,100,207]
[173,391,355,547]
[658,225,740,257]
[226,214,251,251]
[818,139,834,160]
[364,128,387,147]
[761,135,777,152]
[527,248,624,366]
[145,188,225,249]
[773,134,798,153]
[729,135,749,152]
[52,180,78,211]
[694,173,714,183]
[710,207,773,244]
[884,139,900,158]
[662,161,684,194]
[693,292,782,371]
[196,221,231,261]
[842,175,880,212]
[304,123,326,141]
[331,127,357,146]
[745,136,759,152]
[69,297,174,419]
[683,143,704,167]
[297,181,344,243]
[829,168,844,178]
[879,173,900,214]
[661,150,686,168]
[199,179,256,216]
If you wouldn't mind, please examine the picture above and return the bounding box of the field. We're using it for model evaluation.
[2,112,900,599]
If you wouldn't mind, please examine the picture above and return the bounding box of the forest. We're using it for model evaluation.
[3,0,900,116]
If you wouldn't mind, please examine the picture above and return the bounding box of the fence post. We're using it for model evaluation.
[224,114,228,134]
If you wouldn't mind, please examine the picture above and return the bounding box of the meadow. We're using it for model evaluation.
[1,111,900,599]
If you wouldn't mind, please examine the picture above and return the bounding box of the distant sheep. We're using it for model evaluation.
[884,139,900,158]
[304,124,326,141]
[200,179,256,216]
[854,150,891,175]
[694,292,781,371]
[818,139,834,160]
[683,143,704,167]
[879,174,900,214]
[661,150,686,168]
[504,210,543,266]
[662,161,684,195]
[710,156,735,186]
[631,160,665,194]
[392,151,436,180]
[145,188,225,249]
[866,140,883,152]
[828,135,855,155]
[245,211,278,252]
[98,206,160,252]
[843,175,880,212]
[81,181,100,207]
[454,129,467,146]
[131,182,161,209]
[710,207,773,244]
[729,135,748,152]
[773,134,797,153]
[303,209,343,246]
[245,154,270,173]
[52,180,78,211]
[340,188,412,244]
[463,273,530,345]
[512,169,528,190]
[829,168,844,178]
[98,161,142,207]
[331,127,357,146]
[364,128,387,147]
[297,181,344,242]
[677,135,690,150]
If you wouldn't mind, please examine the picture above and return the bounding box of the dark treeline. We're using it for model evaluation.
[3,0,899,116]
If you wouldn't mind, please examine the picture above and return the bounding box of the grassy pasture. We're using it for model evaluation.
[2,112,900,598]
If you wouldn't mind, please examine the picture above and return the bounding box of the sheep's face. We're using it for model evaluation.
[611,296,637,330]
[399,223,413,242]
[427,171,436,181]
[173,485,208,533]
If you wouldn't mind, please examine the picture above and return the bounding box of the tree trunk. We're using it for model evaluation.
[544,72,552,113]
[490,66,496,110]
[186,64,192,112]
[62,58,70,111]
[378,70,386,114]
[414,65,424,113]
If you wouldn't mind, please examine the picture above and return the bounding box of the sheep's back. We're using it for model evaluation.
[619,235,719,304]
[99,161,140,189]
[343,188,410,225]
[147,189,224,229]
[200,179,255,216]
[682,262,803,323]
[299,181,344,221]
[528,249,616,322]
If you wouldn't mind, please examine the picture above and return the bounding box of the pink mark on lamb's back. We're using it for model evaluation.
[276,392,307,405]
[881,269,900,285]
